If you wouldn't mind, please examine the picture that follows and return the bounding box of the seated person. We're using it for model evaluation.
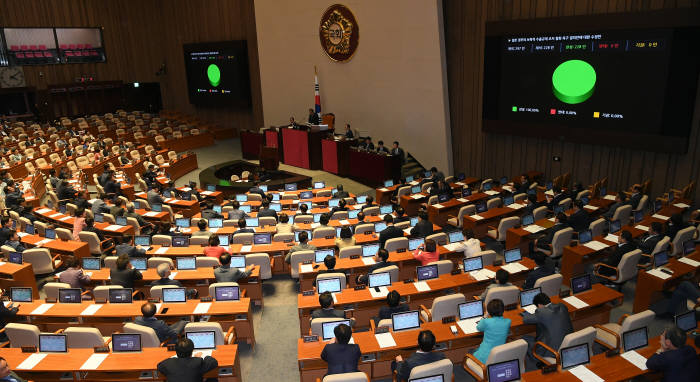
[335,227,355,249]
[524,194,545,216]
[376,140,390,154]
[379,215,403,249]
[257,200,278,222]
[534,212,569,252]
[343,124,354,139]
[394,207,410,224]
[523,252,554,290]
[333,184,350,199]
[134,302,187,344]
[125,204,150,231]
[203,235,229,259]
[356,211,366,224]
[514,174,531,194]
[321,323,361,375]
[110,253,143,289]
[115,236,147,257]
[313,255,345,287]
[356,248,396,285]
[473,299,511,363]
[393,330,446,381]
[358,137,374,151]
[659,281,700,317]
[603,192,628,220]
[109,198,126,217]
[361,196,376,212]
[233,218,255,236]
[157,338,218,382]
[646,326,700,382]
[72,208,87,241]
[479,269,513,300]
[638,222,665,260]
[568,200,591,233]
[521,293,573,369]
[597,230,636,277]
[311,292,345,319]
[284,231,317,263]
[3,231,25,252]
[410,210,434,238]
[214,253,254,283]
[330,199,348,216]
[227,201,248,221]
[412,238,439,266]
[276,213,293,234]
[666,213,689,242]
[150,263,183,287]
[58,256,91,295]
[378,290,410,320]
[191,219,212,239]
[200,201,223,220]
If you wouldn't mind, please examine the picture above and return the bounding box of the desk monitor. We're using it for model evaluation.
[230,256,246,269]
[209,218,223,228]
[487,359,520,382]
[58,288,81,303]
[213,205,222,213]
[368,272,392,288]
[654,200,663,212]
[58,203,67,214]
[416,264,439,281]
[129,257,147,270]
[295,231,312,242]
[322,319,351,341]
[458,300,484,320]
[519,287,541,308]
[39,334,67,353]
[623,327,648,352]
[176,257,196,270]
[580,196,589,206]
[8,252,22,264]
[380,204,393,214]
[424,170,432,178]
[406,175,414,183]
[270,203,282,212]
[502,195,514,207]
[44,228,56,239]
[335,227,342,238]
[553,205,564,215]
[476,201,487,213]
[112,333,142,352]
[186,331,217,349]
[527,188,537,197]
[456,173,465,181]
[240,205,252,213]
[151,204,163,212]
[162,287,187,303]
[546,181,553,190]
[463,256,483,272]
[259,185,268,192]
[109,288,133,303]
[521,214,534,226]
[314,181,325,189]
[609,220,621,234]
[134,235,151,246]
[411,185,422,194]
[570,274,592,294]
[254,233,271,245]
[81,257,101,271]
[115,216,127,226]
[462,188,472,197]
[560,343,590,370]
[654,251,669,268]
[271,193,281,202]
[448,231,464,243]
[578,229,592,244]
[500,176,508,185]
[392,310,421,332]
[634,210,644,223]
[328,198,340,208]
[245,217,259,227]
[300,191,313,200]
[410,217,419,227]
[207,184,216,192]
[504,248,522,263]
[409,376,443,382]
[172,236,188,247]
[215,285,240,301]
[683,240,696,255]
[94,213,104,223]
[175,218,190,228]
[315,249,335,263]
[409,238,424,251]
[313,214,322,223]
[235,194,247,202]
[348,209,359,219]
[675,311,697,332]
[10,287,32,302]
[384,179,394,188]
[438,194,450,203]
[317,277,342,294]
[483,182,492,191]
[25,224,34,235]
[356,195,367,204]
[374,222,387,232]
[362,243,380,257]
[181,191,192,201]
[284,183,297,191]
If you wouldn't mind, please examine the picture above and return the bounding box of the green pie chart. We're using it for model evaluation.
[552,60,596,104]
[207,64,221,87]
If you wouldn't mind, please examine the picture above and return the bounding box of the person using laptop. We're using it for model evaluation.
[523,252,554,290]
[333,184,350,199]
[257,200,278,222]
[81,217,106,241]
[134,302,187,345]
[285,231,317,263]
[666,213,689,245]
[335,227,355,250]
[356,249,396,285]
[275,213,293,234]
[629,184,643,210]
[330,199,349,217]
[203,235,229,260]
[355,211,366,224]
[227,201,248,221]
[378,290,410,321]
[393,207,410,224]
[393,330,446,381]
[568,200,591,233]
[248,181,266,200]
[109,198,126,218]
[215,253,254,283]
[157,222,177,237]
[410,210,434,238]
[646,325,700,382]
[115,236,147,257]
[360,195,376,212]
[110,253,143,289]
[191,219,212,239]
[0,356,25,382]
[514,174,531,195]
[157,338,218,382]
[3,231,24,253]
[0,290,19,343]
[233,218,255,237]
[200,201,223,220]
[379,215,403,249]
[0,218,12,247]
[473,299,511,364]
[320,323,361,375]
[312,256,346,288]
[479,269,513,300]
[521,293,573,369]
[534,212,569,253]
[58,256,91,297]
[523,194,545,216]
[603,192,628,220]
[151,263,183,288]
[311,292,345,319]
[412,238,439,266]
[597,230,636,278]
[546,186,567,210]
[125,204,151,234]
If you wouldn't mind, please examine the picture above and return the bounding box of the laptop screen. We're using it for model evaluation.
[684,240,696,255]
[162,288,187,303]
[356,195,367,204]
[271,193,281,202]
[230,256,246,268]
[300,191,314,200]
[109,288,133,303]
[176,257,196,270]
[417,265,439,281]
[448,231,464,243]
[384,179,394,187]
[314,181,325,189]
[94,213,104,223]
[362,244,380,257]
[135,235,151,246]
[580,196,589,205]
[411,185,421,194]
[410,217,419,226]
[129,257,147,270]
[25,224,34,234]
[245,217,259,227]
[348,209,359,219]
[59,204,67,214]
[553,205,564,215]
[322,320,351,341]
[483,182,492,191]
[380,205,393,214]
[609,220,621,233]
[368,272,392,288]
[45,228,56,239]
[284,183,297,191]
[578,229,592,244]
[8,252,22,264]
[503,195,514,206]
[112,333,142,352]
[207,185,216,192]
[217,234,230,247]
[675,311,697,332]
[392,311,421,331]
[270,203,282,212]
[571,274,592,294]
[409,238,424,250]
[10,287,32,302]
[374,222,387,232]
[520,287,541,307]
[254,233,271,245]
[634,210,644,223]
[546,181,553,190]
[39,334,67,352]
[438,194,450,203]
[561,343,590,369]
[623,327,648,352]
[504,248,522,263]
[500,176,508,185]
[240,205,252,213]
[424,171,432,178]
[82,257,101,270]
[406,175,414,183]
[317,278,342,294]
[259,185,268,192]
[654,200,663,212]
[458,301,483,320]
[463,256,483,272]
[116,216,127,226]
[186,331,217,349]
[654,251,669,268]
[487,359,520,382]
[235,194,247,202]
[215,286,240,301]
[151,204,163,212]
[209,218,223,228]
[315,249,335,263]
[175,218,190,228]
[521,214,534,226]
[476,201,487,213]
[58,288,81,303]
[462,188,472,197]
[213,205,222,213]
[172,236,188,247]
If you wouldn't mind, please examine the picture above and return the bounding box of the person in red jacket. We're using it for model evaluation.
[413,238,439,266]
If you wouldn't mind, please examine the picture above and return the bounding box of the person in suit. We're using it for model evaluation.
[150,263,183,288]
[659,281,700,317]
[48,169,61,190]
[320,323,361,375]
[410,210,434,238]
[356,249,396,285]
[521,293,574,368]
[257,200,278,222]
[134,302,187,344]
[545,186,567,210]
[147,184,165,207]
[215,253,254,283]
[56,179,77,203]
[232,218,255,237]
[638,222,664,259]
[378,290,410,320]
[629,184,644,210]
[58,256,91,293]
[109,198,126,218]
[523,252,554,290]
[391,141,405,163]
[0,218,13,246]
[375,140,390,154]
[98,168,111,187]
[394,207,410,224]
[115,236,147,257]
[0,356,26,382]
[358,137,374,151]
[568,200,591,232]
[227,201,248,221]
[603,192,628,220]
[110,253,143,289]
[157,338,218,382]
[343,124,354,139]
[379,215,403,249]
[666,213,689,243]
[597,230,637,277]
[646,326,700,382]
[142,165,158,189]
[3,231,25,253]
[473,299,511,363]
[480,269,513,299]
[118,151,131,165]
[333,184,350,199]
[200,202,223,220]
[568,182,585,201]
[514,174,531,195]
[308,108,320,125]
[285,231,317,263]
[0,290,19,343]
[191,219,212,239]
[393,330,446,381]
[248,181,266,200]
[523,194,545,217]
[103,172,121,197]
[82,217,106,241]
[534,212,569,252]
[311,292,345,319]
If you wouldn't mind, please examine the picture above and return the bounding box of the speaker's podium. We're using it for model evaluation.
[281,125,330,170]
[259,146,279,171]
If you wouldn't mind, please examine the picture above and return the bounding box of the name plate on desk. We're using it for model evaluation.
[303,335,319,343]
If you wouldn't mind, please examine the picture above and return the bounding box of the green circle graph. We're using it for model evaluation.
[207,64,221,87]
[552,60,596,104]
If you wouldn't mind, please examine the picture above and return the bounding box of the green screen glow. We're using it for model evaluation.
[207,64,221,87]
[552,60,596,104]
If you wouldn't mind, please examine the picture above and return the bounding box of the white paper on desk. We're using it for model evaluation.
[310,223,321,229]
[673,203,690,208]
[501,263,526,274]
[155,247,169,255]
[16,232,29,238]
[369,286,389,299]
[240,245,253,252]
[480,268,496,278]
[353,204,363,209]
[411,194,424,199]
[362,257,376,266]
[502,185,514,192]
[457,317,481,334]
[621,350,648,370]
[523,305,537,314]
[193,302,211,314]
[104,224,122,231]
[454,182,465,186]
[432,203,444,209]
[470,214,484,221]
[36,208,51,214]
[647,268,672,280]
[143,211,158,217]
[509,203,525,210]
[339,219,350,225]
[443,242,465,252]
[156,303,163,313]
[378,187,389,192]
[545,190,555,196]
[300,264,313,273]
[49,213,62,218]
[81,304,102,316]
[678,257,700,267]
[403,228,413,235]
[201,191,213,196]
[36,238,53,246]
[568,364,604,382]
[16,353,47,370]
[210,228,219,234]
[584,241,609,251]
[604,234,619,243]
[30,303,54,315]
[485,190,499,196]
[168,272,178,280]
[523,225,545,233]
[548,217,556,222]
[59,216,72,222]
[80,353,109,370]
[414,281,431,292]
[584,205,599,211]
[635,225,649,232]
[652,214,670,221]
[563,296,589,309]
[604,194,617,201]
[375,332,397,348]
[453,198,466,203]
[469,270,490,281]
[410,181,419,185]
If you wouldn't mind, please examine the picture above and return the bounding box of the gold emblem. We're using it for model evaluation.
[320,4,359,62]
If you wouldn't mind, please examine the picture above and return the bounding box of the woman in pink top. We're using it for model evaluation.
[203,235,228,260]
[72,208,86,241]
[413,238,440,265]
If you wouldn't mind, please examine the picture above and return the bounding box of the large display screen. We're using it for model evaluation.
[183,40,251,107]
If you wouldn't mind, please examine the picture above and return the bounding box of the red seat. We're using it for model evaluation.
[16,52,25,58]
[20,45,28,51]
[65,51,74,57]
[68,44,76,49]
[77,44,84,49]
[10,45,19,51]
[29,45,37,50]
[85,44,92,49]
[38,45,47,50]
[60,44,68,50]
[90,51,99,56]
[75,51,83,56]
[24,52,34,58]
[43,51,53,57]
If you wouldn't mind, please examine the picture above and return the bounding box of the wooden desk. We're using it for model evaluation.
[162,132,215,152]
[0,262,38,298]
[321,137,352,176]
[32,207,134,237]
[632,249,700,313]
[463,205,525,238]
[133,193,200,217]
[20,233,90,259]
[427,193,490,227]
[348,149,401,188]
[506,218,556,257]
[3,345,241,382]
[240,130,263,160]
[160,153,198,181]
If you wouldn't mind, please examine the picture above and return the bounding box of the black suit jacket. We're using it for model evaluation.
[249,187,266,199]
[646,345,700,382]
[378,304,410,320]
[568,209,591,232]
[547,193,566,209]
[134,316,177,342]
[638,234,663,255]
[395,351,446,381]
[109,268,142,289]
[379,225,403,249]
[311,308,345,319]
[538,223,568,247]
[258,208,278,221]
[523,266,555,290]
[321,343,361,375]
[157,356,218,382]
[410,220,433,238]
[522,303,573,353]
[629,193,643,210]
[333,191,350,199]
